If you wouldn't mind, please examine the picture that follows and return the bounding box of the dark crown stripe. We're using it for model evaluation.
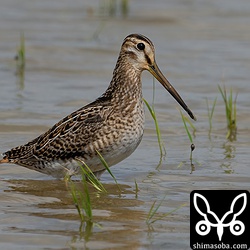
[123,34,153,47]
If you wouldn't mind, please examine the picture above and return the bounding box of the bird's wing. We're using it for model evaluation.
[3,99,113,162]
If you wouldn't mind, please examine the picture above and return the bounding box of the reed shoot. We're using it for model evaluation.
[179,110,195,144]
[146,195,186,224]
[218,85,237,140]
[67,151,122,222]
[145,78,166,162]
[144,98,166,159]
[206,97,217,136]
[66,158,107,222]
[67,171,93,222]
[134,179,139,198]
[179,110,196,172]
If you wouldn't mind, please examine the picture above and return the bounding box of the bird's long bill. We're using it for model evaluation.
[149,62,196,121]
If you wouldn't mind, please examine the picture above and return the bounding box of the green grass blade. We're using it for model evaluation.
[218,85,226,103]
[134,179,139,192]
[206,97,217,135]
[15,32,26,89]
[149,203,187,224]
[146,195,186,224]
[69,181,85,221]
[218,85,237,140]
[96,150,121,192]
[81,176,92,219]
[233,93,238,126]
[210,98,217,121]
[18,32,25,67]
[143,98,166,158]
[179,110,196,170]
[76,158,107,193]
[66,170,93,222]
[179,110,193,144]
[144,97,155,119]
[146,194,167,224]
[146,200,157,223]
[134,179,139,198]
[184,116,196,133]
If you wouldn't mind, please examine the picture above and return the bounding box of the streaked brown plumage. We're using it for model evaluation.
[0,34,196,178]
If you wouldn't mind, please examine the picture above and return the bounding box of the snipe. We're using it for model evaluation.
[0,34,196,178]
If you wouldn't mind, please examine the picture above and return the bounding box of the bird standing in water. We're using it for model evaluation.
[0,34,196,178]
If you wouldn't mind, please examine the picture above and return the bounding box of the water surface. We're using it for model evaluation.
[0,0,250,249]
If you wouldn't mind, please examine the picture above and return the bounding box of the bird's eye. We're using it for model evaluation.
[137,43,145,50]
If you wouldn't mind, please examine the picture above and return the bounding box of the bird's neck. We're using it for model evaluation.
[102,54,143,103]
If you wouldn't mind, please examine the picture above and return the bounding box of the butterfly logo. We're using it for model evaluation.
[193,192,247,241]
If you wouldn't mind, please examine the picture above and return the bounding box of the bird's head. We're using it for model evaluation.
[121,34,196,121]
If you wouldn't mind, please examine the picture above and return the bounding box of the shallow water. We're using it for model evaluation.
[0,0,250,249]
